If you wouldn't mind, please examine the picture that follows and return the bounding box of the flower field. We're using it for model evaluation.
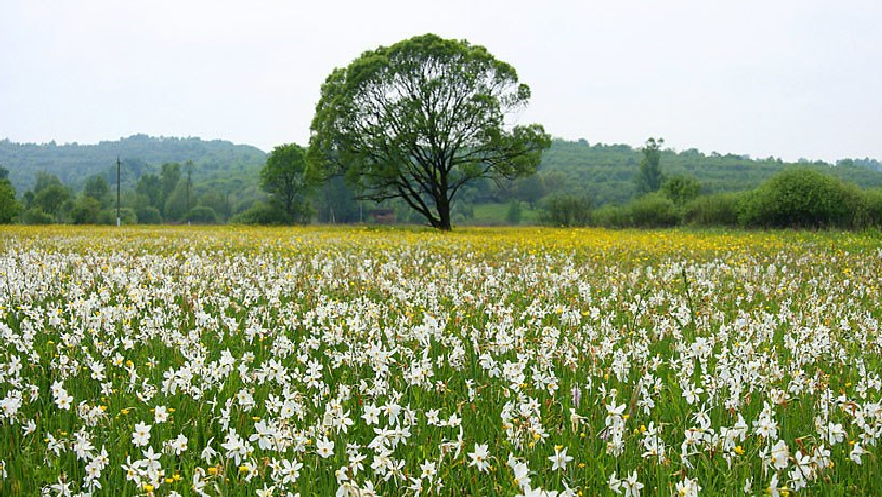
[1,226,881,496]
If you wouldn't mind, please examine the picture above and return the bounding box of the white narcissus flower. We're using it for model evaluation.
[623,471,644,497]
[468,443,491,472]
[317,436,335,459]
[132,422,152,447]
[549,446,573,471]
[850,442,865,464]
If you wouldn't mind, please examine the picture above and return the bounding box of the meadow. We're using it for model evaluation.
[0,226,880,496]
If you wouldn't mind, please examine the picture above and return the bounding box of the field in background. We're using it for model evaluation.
[0,226,880,496]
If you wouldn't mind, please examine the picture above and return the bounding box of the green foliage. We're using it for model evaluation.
[0,135,265,194]
[261,144,315,224]
[308,33,551,230]
[626,193,680,228]
[20,207,53,224]
[635,137,664,195]
[198,191,232,222]
[0,169,20,223]
[98,208,137,225]
[231,201,291,225]
[662,174,701,206]
[683,192,743,227]
[71,197,102,224]
[135,206,162,224]
[505,200,523,225]
[513,174,546,209]
[314,176,361,223]
[163,182,189,222]
[738,169,860,228]
[186,205,218,224]
[83,175,110,207]
[590,204,629,228]
[135,174,162,210]
[30,175,72,223]
[541,194,592,227]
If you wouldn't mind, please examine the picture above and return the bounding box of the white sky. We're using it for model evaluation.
[1,0,881,163]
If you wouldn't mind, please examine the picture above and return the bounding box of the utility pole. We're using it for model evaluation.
[116,156,121,227]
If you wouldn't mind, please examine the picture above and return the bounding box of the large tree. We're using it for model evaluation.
[261,143,315,223]
[307,33,551,230]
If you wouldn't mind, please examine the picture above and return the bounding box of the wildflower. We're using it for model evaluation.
[548,446,573,471]
[623,471,644,497]
[468,443,491,472]
[317,436,335,458]
[132,422,152,447]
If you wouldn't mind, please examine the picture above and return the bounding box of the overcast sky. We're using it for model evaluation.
[2,0,881,162]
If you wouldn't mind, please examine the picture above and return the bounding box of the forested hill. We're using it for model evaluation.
[0,135,266,193]
[539,139,882,205]
[4,135,882,211]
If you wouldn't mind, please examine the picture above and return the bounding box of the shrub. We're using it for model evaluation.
[231,202,291,225]
[98,208,138,225]
[540,194,591,227]
[590,205,629,228]
[21,207,53,224]
[187,206,218,224]
[684,192,742,227]
[739,169,859,228]
[136,206,163,224]
[627,193,680,228]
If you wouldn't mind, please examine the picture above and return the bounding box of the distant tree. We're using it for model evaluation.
[71,197,102,224]
[314,176,360,223]
[661,174,701,206]
[541,194,592,227]
[29,173,71,222]
[33,171,64,194]
[159,163,181,214]
[514,174,547,209]
[83,175,110,207]
[0,166,20,223]
[135,174,163,209]
[506,200,523,224]
[198,190,232,222]
[261,143,315,224]
[163,182,189,222]
[307,33,551,230]
[186,205,217,224]
[635,137,664,195]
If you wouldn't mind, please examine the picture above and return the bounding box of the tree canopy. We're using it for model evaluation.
[307,33,551,230]
[261,143,315,223]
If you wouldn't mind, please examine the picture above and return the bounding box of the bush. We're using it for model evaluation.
[739,169,859,228]
[540,194,591,227]
[627,193,680,228]
[98,208,138,225]
[683,192,742,227]
[186,206,218,224]
[662,174,701,206]
[21,207,53,224]
[231,202,291,225]
[590,204,629,228]
[856,189,882,228]
[136,206,163,224]
[71,197,102,224]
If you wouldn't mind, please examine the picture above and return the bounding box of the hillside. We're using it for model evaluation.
[0,135,266,193]
[538,139,882,206]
